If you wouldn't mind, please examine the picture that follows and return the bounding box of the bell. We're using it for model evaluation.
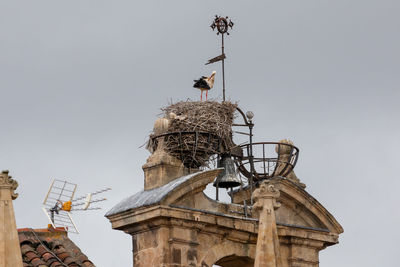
[213,155,242,188]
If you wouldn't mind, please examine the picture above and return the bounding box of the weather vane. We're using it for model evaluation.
[207,15,234,102]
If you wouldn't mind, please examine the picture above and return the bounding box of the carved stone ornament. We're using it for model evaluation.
[0,170,19,200]
[252,180,281,213]
[252,180,283,267]
[275,139,306,188]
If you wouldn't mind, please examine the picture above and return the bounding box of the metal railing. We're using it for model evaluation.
[232,142,299,181]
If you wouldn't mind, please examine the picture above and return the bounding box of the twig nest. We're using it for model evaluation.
[162,100,237,140]
[149,100,238,168]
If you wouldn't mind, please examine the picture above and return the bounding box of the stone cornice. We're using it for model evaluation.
[108,204,339,247]
[273,177,343,234]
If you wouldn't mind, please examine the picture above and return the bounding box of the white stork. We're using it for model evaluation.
[193,71,216,101]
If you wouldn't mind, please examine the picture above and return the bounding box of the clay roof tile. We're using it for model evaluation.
[62,257,76,265]
[77,254,89,263]
[83,261,95,267]
[19,234,34,245]
[55,252,70,261]
[36,244,49,256]
[18,228,95,267]
[21,244,36,255]
[49,262,62,267]
[54,244,66,253]
[46,258,62,266]
[25,251,40,262]
[41,252,56,261]
[30,257,47,267]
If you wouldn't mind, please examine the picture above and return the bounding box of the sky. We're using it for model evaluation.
[1,0,399,266]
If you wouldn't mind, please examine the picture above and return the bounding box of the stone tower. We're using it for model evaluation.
[106,115,343,267]
[0,170,23,267]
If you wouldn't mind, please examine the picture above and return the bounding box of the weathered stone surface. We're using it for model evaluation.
[142,117,198,190]
[107,130,343,267]
[0,170,23,267]
[252,180,282,267]
[142,150,190,190]
[275,139,305,188]
[107,169,342,266]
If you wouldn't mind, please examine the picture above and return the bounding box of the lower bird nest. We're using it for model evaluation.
[148,100,237,168]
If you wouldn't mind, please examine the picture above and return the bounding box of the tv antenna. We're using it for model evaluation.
[42,179,111,234]
[207,15,234,102]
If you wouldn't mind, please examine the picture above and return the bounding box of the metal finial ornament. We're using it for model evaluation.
[210,15,234,35]
[207,15,234,102]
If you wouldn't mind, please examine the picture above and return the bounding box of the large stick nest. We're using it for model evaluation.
[149,100,237,168]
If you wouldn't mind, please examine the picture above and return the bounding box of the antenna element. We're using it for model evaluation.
[42,179,111,234]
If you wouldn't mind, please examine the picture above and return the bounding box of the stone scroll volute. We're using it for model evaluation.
[0,170,19,200]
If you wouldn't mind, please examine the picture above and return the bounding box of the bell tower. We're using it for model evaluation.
[106,101,343,267]
[106,14,342,267]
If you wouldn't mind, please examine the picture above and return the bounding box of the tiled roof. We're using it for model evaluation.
[18,227,95,267]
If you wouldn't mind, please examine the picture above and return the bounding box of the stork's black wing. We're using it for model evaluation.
[193,78,210,89]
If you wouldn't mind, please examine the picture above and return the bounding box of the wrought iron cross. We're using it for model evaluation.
[208,15,234,102]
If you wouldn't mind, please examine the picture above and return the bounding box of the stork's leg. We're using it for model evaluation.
[206,90,208,101]
[201,90,203,101]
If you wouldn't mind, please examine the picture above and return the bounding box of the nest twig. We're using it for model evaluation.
[163,132,221,168]
[162,100,237,139]
[149,100,238,168]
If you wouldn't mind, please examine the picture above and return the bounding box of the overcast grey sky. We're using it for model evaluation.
[1,0,399,266]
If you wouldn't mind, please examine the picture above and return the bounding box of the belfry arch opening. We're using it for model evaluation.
[213,255,254,267]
